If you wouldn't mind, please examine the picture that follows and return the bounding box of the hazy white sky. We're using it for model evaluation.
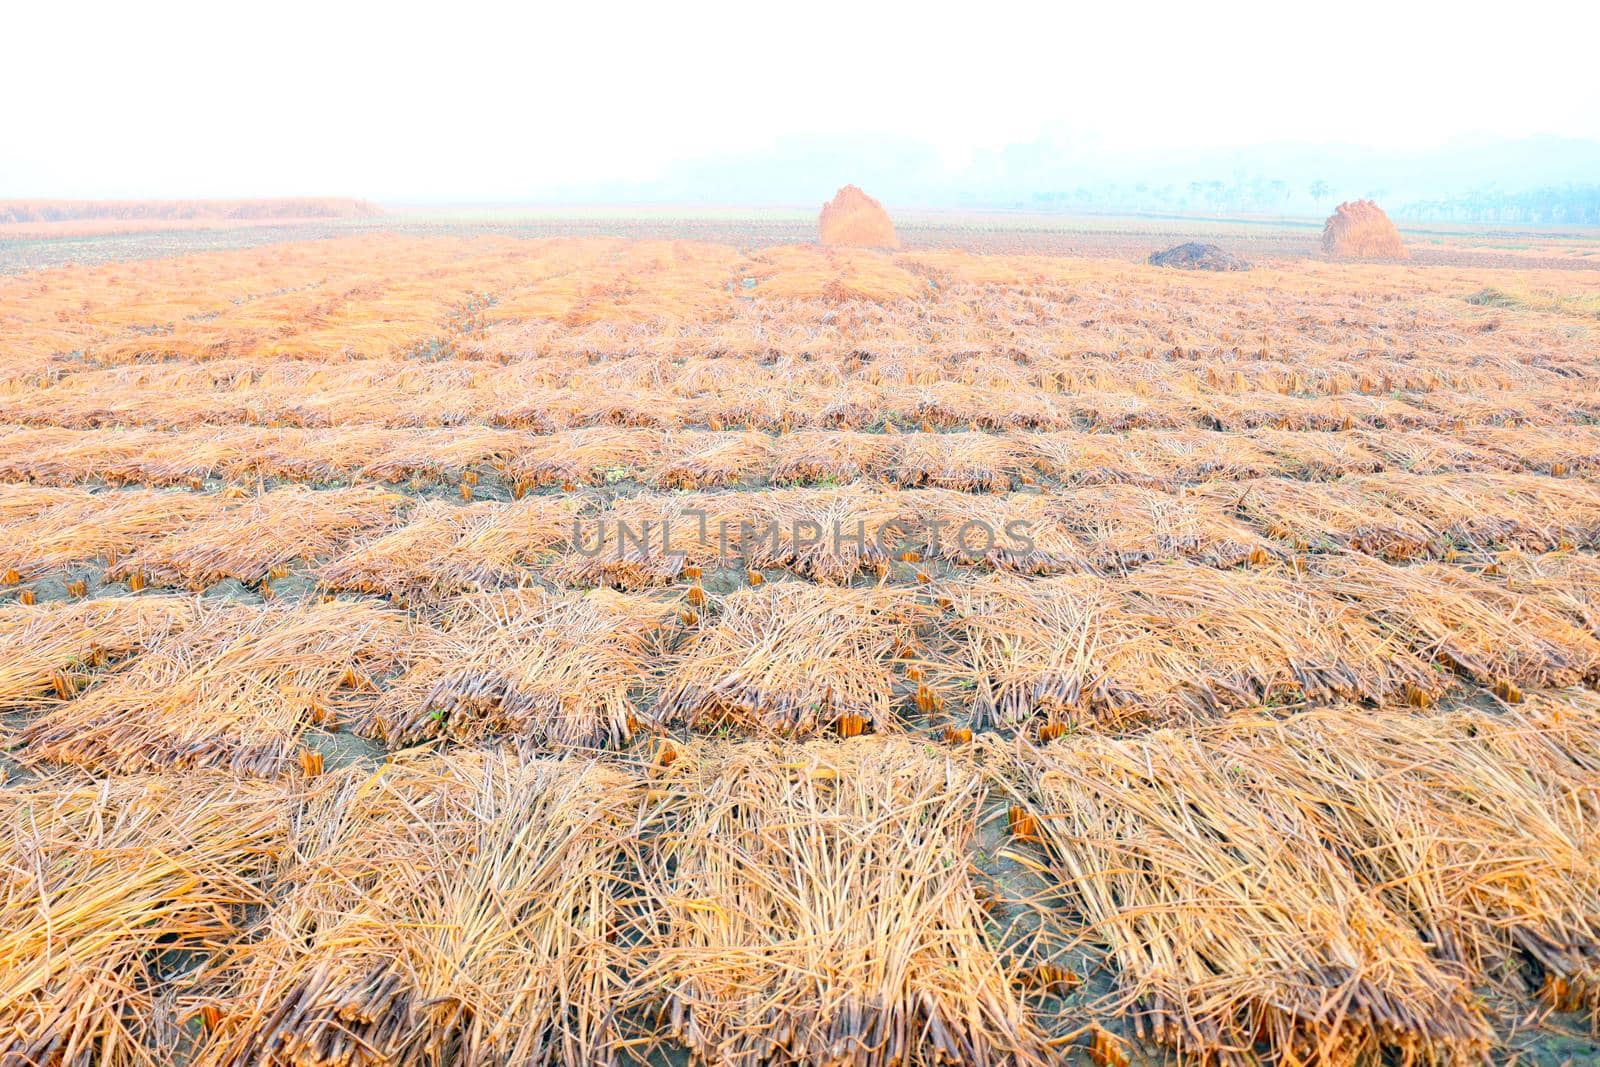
[6,0,1598,200]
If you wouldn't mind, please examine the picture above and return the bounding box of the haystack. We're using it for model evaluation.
[818,185,900,249]
[1322,199,1408,259]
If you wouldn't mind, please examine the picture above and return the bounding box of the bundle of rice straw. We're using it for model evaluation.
[1200,391,1389,434]
[0,773,294,1066]
[1354,429,1499,476]
[700,385,794,434]
[889,432,1022,492]
[815,387,880,430]
[1130,428,1280,484]
[0,594,197,707]
[1206,476,1434,558]
[356,426,528,484]
[0,488,231,583]
[544,494,720,589]
[1493,548,1600,636]
[933,565,1443,728]
[425,495,579,586]
[935,574,1193,729]
[0,482,92,523]
[1365,471,1600,553]
[1046,485,1275,572]
[1125,563,1447,708]
[1311,555,1600,690]
[1011,730,1490,1065]
[19,599,406,775]
[1321,199,1408,259]
[768,429,894,485]
[253,427,400,482]
[1022,432,1170,489]
[0,428,206,486]
[915,491,1088,574]
[636,738,1048,1066]
[890,387,991,432]
[1469,424,1600,476]
[194,752,650,1066]
[320,497,578,601]
[486,386,575,434]
[109,487,404,588]
[360,589,674,749]
[1223,702,1600,1017]
[317,500,500,600]
[731,487,907,583]
[655,584,930,735]
[500,427,658,494]
[1490,687,1600,816]
[818,185,900,250]
[1067,390,1187,433]
[1252,428,1384,478]
[651,431,773,489]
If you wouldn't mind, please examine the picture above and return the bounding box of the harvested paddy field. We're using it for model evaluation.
[3,227,1600,1065]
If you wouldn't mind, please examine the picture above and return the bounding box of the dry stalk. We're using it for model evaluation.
[19,599,406,775]
[0,773,294,1067]
[656,583,929,735]
[1012,730,1492,1065]
[360,588,673,748]
[638,738,1049,1066]
[194,751,652,1066]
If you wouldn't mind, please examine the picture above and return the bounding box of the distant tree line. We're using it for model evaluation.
[1025,175,1297,215]
[1008,179,1600,224]
[1400,185,1600,225]
[0,198,381,225]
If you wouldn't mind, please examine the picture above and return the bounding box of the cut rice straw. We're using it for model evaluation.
[18,599,405,775]
[109,487,404,589]
[193,751,652,1067]
[637,738,1050,1066]
[358,588,674,749]
[933,565,1445,729]
[1009,729,1492,1065]
[655,583,930,736]
[1222,702,1600,1017]
[0,488,231,583]
[0,772,293,1067]
[1311,555,1600,690]
[0,594,198,708]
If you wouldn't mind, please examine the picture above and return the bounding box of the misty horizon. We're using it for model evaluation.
[10,130,1600,227]
[7,0,1600,222]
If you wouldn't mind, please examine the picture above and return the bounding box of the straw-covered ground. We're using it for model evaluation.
[2,227,1600,1065]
